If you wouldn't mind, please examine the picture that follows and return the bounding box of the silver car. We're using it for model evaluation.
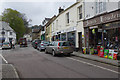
[45,41,74,56]
[2,42,11,49]
[37,41,49,51]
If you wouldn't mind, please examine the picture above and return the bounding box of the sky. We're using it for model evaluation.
[0,0,76,27]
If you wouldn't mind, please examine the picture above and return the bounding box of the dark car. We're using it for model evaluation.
[37,41,49,51]
[32,39,41,49]
[19,38,27,47]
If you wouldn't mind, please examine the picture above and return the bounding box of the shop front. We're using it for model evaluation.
[41,34,45,41]
[61,33,66,41]
[67,31,76,48]
[83,9,120,60]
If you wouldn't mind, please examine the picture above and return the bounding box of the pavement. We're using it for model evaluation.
[72,51,119,66]
[0,52,20,79]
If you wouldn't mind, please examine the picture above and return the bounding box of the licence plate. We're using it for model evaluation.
[63,47,69,49]
[5,45,8,46]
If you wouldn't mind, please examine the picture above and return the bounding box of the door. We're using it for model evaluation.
[78,32,82,50]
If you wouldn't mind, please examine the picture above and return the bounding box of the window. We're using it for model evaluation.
[10,32,12,35]
[66,12,69,24]
[95,0,106,14]
[78,6,82,19]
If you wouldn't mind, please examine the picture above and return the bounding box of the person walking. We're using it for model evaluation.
[12,39,15,49]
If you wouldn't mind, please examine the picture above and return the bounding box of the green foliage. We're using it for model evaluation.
[2,8,30,41]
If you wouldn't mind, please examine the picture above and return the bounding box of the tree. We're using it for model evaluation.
[2,8,31,41]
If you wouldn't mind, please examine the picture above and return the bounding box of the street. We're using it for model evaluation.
[1,43,119,79]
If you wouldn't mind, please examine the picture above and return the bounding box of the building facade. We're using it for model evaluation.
[23,33,32,42]
[32,25,40,40]
[51,1,85,51]
[83,0,120,50]
[41,18,51,41]
[45,16,56,42]
[0,21,16,43]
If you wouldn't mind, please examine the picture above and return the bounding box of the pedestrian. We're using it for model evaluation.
[12,39,15,49]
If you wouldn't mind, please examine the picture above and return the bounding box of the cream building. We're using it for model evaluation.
[51,1,85,51]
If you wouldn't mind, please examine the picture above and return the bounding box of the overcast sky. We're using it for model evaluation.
[0,0,76,26]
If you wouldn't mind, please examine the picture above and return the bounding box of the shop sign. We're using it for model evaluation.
[84,10,120,27]
[82,35,84,38]
[98,29,102,32]
[89,26,98,29]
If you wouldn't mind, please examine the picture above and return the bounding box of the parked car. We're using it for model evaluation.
[18,38,27,47]
[37,41,49,51]
[45,41,74,56]
[32,39,41,49]
[2,42,11,49]
[0,43,3,49]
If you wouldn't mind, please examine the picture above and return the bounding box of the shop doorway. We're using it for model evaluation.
[78,32,82,50]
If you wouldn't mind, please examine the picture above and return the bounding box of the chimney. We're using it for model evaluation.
[59,7,64,13]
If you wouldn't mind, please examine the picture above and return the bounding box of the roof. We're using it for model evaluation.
[54,2,80,21]
[45,15,56,27]
[42,18,51,25]
[0,21,14,31]
[32,29,40,33]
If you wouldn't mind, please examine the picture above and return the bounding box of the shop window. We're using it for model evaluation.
[89,28,102,48]
[104,28,120,49]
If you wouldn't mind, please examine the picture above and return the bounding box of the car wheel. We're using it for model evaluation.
[52,51,56,56]
[67,53,71,57]
[39,48,41,52]
[45,49,48,54]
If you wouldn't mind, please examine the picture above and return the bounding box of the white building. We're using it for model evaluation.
[83,0,120,20]
[0,21,16,43]
[51,1,85,51]
[23,33,32,42]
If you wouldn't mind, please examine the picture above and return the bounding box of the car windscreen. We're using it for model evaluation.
[59,42,71,46]
[3,42,9,45]
[43,42,49,44]
[22,39,25,42]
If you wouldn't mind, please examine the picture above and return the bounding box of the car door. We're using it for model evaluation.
[49,42,55,53]
[46,42,52,53]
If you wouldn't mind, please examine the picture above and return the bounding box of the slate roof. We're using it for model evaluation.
[0,21,14,31]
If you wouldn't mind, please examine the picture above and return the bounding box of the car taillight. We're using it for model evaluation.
[9,44,11,46]
[58,43,60,49]
[41,44,43,46]
[58,47,60,49]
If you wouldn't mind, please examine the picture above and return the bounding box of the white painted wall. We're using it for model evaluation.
[84,0,120,20]
[52,1,85,48]
[0,21,16,43]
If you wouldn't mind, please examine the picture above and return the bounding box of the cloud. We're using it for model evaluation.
[0,1,75,26]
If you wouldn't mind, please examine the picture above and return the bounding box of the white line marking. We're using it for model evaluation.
[67,57,119,74]
[10,64,19,78]
[0,54,8,64]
